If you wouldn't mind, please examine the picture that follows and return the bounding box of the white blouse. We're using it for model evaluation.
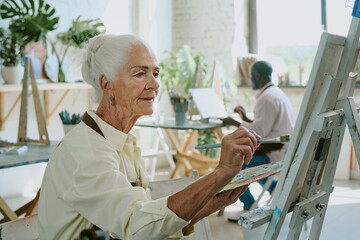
[38,110,188,240]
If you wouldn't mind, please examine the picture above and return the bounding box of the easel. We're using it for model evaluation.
[189,59,204,120]
[17,56,50,145]
[239,5,360,239]
[0,56,49,222]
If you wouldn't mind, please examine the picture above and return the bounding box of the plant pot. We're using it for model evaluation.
[63,124,77,135]
[1,65,24,84]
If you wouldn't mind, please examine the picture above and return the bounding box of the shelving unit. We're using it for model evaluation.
[0,82,93,130]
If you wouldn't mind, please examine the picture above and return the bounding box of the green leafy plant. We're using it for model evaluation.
[50,16,105,82]
[197,130,218,158]
[0,27,22,66]
[159,45,208,98]
[59,110,82,124]
[0,0,59,51]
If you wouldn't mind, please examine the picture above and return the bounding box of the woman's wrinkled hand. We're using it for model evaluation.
[198,185,250,217]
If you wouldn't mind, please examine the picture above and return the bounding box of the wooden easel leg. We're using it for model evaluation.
[309,207,328,240]
[0,197,18,222]
[0,92,4,131]
[287,223,304,240]
[217,208,225,216]
[29,59,50,145]
[342,96,360,169]
[170,160,183,179]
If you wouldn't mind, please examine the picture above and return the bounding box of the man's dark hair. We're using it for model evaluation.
[252,61,272,83]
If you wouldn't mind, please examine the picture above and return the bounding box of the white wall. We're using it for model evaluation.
[172,0,238,78]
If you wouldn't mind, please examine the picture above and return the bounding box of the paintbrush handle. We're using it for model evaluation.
[195,143,221,150]
[195,135,290,149]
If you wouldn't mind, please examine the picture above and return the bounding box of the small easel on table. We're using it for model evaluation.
[239,4,360,239]
[17,56,50,145]
[0,56,49,223]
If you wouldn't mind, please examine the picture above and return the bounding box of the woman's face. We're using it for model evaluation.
[111,43,160,117]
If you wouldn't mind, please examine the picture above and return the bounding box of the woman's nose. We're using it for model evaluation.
[147,74,160,90]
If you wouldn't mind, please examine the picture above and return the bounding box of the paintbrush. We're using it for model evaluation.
[195,135,290,150]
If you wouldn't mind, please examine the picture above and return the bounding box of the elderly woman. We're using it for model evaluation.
[38,34,260,240]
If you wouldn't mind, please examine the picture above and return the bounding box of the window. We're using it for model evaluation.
[257,0,354,86]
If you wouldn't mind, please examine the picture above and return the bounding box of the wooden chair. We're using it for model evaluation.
[0,214,39,240]
[149,170,213,240]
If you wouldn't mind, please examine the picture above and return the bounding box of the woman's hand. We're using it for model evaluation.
[218,127,260,176]
[181,185,249,234]
[168,127,259,224]
[203,185,250,214]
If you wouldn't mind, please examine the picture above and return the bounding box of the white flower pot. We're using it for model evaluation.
[1,65,24,84]
[63,124,77,135]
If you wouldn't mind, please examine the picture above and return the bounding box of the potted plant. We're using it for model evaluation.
[159,45,208,98]
[159,46,220,157]
[159,46,209,124]
[0,27,24,84]
[0,0,59,48]
[49,16,105,82]
[0,0,59,82]
[59,110,82,134]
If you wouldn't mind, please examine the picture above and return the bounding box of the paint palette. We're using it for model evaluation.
[221,161,283,192]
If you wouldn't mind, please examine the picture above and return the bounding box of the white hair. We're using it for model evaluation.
[81,34,146,102]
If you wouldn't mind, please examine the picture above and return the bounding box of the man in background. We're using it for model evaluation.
[224,60,295,220]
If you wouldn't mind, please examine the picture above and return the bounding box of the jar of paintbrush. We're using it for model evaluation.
[170,95,190,125]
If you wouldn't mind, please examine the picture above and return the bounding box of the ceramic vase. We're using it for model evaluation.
[1,65,24,84]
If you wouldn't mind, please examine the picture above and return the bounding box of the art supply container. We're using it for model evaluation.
[175,111,188,125]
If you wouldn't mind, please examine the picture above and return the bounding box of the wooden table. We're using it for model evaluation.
[0,142,58,223]
[136,118,224,179]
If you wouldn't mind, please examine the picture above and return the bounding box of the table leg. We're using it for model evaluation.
[214,128,224,139]
[0,197,18,222]
[182,130,198,152]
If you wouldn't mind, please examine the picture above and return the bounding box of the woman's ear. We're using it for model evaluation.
[99,74,112,91]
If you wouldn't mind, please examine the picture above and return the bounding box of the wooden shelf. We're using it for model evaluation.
[0,82,93,130]
[0,82,92,92]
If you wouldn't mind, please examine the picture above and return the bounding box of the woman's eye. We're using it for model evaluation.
[135,72,145,77]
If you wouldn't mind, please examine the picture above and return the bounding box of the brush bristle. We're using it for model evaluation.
[279,135,290,143]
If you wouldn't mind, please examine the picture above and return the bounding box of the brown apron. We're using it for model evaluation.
[82,111,142,239]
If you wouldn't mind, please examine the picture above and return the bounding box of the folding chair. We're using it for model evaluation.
[149,170,213,240]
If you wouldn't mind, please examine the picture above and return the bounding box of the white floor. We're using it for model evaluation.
[151,167,360,239]
[208,179,360,240]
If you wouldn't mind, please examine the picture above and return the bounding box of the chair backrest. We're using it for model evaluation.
[0,214,39,240]
[148,170,199,200]
[148,170,213,240]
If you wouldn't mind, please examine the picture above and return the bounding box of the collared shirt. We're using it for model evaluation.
[242,83,295,163]
[38,110,188,240]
